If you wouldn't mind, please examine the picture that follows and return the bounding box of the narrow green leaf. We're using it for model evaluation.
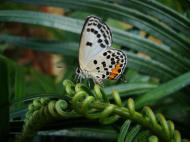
[38,127,117,140]
[112,28,190,71]
[128,52,177,81]
[136,71,190,108]
[125,125,141,142]
[7,0,190,56]
[0,34,179,81]
[0,10,83,33]
[0,35,78,57]
[30,70,57,93]
[14,67,25,102]
[134,130,150,142]
[104,83,158,98]
[115,0,190,36]
[118,120,131,142]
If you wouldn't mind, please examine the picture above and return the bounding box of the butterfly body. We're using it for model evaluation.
[76,16,127,84]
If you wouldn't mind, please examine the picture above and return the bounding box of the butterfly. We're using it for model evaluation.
[76,16,127,84]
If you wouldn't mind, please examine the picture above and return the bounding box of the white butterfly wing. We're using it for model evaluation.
[79,16,112,70]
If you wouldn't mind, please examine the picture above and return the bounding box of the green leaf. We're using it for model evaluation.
[115,0,190,36]
[30,70,57,93]
[136,71,190,108]
[125,125,141,142]
[0,10,82,33]
[0,9,189,73]
[38,127,117,140]
[0,34,178,81]
[118,120,131,142]
[128,52,177,81]
[7,0,190,56]
[0,35,78,57]
[14,67,25,102]
[104,83,157,98]
[112,28,190,71]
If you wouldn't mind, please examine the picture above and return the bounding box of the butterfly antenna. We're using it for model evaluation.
[74,74,80,84]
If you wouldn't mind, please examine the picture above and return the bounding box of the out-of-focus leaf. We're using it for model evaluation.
[124,125,141,142]
[118,120,131,142]
[14,67,25,102]
[30,70,56,93]
[104,83,157,98]
[0,35,182,81]
[38,127,117,140]
[113,0,190,36]
[136,71,190,108]
[6,0,190,57]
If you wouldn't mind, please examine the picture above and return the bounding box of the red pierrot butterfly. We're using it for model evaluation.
[76,16,127,84]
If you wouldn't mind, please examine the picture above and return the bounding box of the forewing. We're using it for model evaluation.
[79,16,112,69]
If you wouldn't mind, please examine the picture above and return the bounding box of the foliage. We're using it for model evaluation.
[17,80,189,142]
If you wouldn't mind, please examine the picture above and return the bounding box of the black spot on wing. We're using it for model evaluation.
[86,41,92,46]
[111,58,115,61]
[105,39,109,45]
[97,34,101,38]
[94,60,97,64]
[88,23,92,26]
[101,61,106,67]
[111,61,115,65]
[103,33,106,38]
[102,74,105,78]
[97,23,102,29]
[94,30,98,34]
[120,55,124,58]
[100,43,106,48]
[91,28,94,32]
[98,39,102,43]
[103,52,107,56]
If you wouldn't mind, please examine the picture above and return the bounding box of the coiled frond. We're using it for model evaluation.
[17,80,189,142]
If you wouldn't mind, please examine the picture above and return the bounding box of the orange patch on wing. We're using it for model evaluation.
[108,63,122,80]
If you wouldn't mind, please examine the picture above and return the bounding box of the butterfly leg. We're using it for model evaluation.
[79,76,83,83]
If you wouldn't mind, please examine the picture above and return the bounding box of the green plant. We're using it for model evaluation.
[0,0,190,142]
[17,80,189,142]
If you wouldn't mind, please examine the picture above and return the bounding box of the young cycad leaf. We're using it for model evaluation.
[118,120,131,142]
[125,125,141,142]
